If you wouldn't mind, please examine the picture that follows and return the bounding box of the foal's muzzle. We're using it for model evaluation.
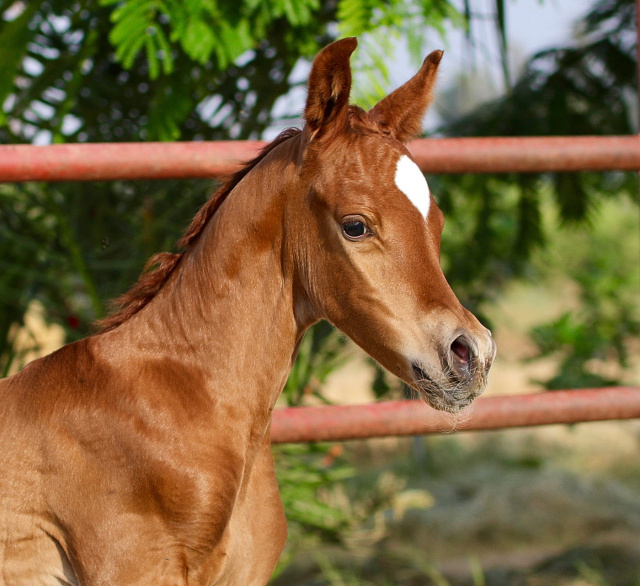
[411,327,496,413]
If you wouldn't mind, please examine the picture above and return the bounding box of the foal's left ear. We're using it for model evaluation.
[368,50,443,143]
[305,37,357,140]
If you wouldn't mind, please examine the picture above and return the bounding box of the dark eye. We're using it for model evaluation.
[342,220,368,241]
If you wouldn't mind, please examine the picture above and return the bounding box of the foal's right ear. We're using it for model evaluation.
[368,50,443,143]
[304,37,357,140]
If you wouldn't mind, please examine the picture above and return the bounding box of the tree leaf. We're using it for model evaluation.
[145,35,159,79]
[182,19,216,64]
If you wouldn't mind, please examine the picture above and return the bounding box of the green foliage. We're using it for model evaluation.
[0,0,469,144]
[283,321,351,407]
[92,0,464,107]
[275,444,355,536]
[99,0,305,75]
[0,183,58,375]
[0,1,328,145]
[435,0,638,318]
[445,0,636,139]
[272,463,438,584]
[0,2,44,124]
[528,196,640,389]
[271,443,354,582]
[339,0,463,106]
[0,177,214,374]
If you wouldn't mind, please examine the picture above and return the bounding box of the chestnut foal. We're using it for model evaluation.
[0,38,495,585]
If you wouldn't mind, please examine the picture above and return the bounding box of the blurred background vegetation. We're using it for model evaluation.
[1,0,639,583]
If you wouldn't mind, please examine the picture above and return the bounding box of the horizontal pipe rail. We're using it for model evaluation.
[270,387,640,443]
[0,140,267,182]
[409,136,640,174]
[2,136,640,182]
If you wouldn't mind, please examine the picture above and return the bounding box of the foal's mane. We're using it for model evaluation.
[97,127,302,333]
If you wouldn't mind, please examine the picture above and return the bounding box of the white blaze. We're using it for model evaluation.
[394,154,430,218]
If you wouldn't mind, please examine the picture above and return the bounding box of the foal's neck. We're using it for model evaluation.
[101,142,306,434]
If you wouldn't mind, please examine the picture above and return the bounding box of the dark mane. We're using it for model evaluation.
[97,127,302,333]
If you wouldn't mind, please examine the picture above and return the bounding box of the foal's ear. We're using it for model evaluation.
[368,50,443,143]
[304,37,357,140]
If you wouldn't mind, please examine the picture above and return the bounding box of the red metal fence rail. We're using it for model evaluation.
[3,135,640,182]
[2,136,639,442]
[271,387,640,443]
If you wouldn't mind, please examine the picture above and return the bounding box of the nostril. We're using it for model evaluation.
[451,336,471,365]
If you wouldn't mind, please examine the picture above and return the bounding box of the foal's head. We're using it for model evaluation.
[290,38,496,412]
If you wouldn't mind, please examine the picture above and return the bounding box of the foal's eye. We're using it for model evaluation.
[342,220,369,241]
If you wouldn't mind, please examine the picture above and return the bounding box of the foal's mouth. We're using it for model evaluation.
[410,363,484,413]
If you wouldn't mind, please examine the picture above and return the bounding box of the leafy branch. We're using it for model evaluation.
[99,0,321,78]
